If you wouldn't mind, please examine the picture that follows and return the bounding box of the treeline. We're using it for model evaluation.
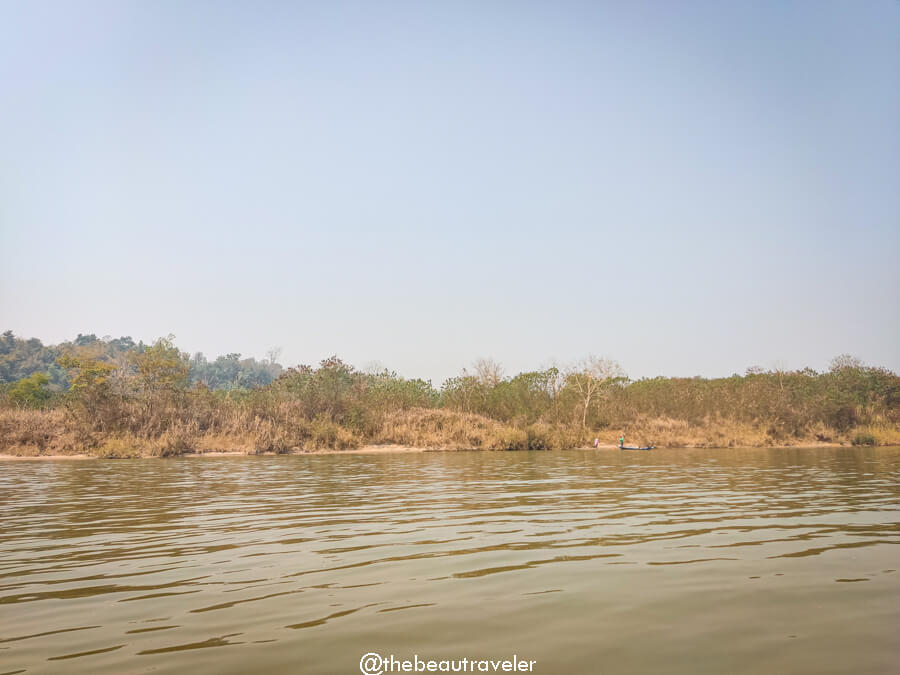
[0,330,283,397]
[1,331,898,456]
[427,356,900,447]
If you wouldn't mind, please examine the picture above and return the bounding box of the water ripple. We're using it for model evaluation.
[1,447,899,674]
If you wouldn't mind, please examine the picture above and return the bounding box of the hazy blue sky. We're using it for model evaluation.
[2,0,898,383]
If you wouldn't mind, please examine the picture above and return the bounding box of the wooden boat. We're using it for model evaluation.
[619,445,654,451]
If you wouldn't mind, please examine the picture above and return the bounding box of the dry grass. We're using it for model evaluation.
[88,416,362,457]
[92,428,196,458]
[523,422,586,450]
[852,424,900,446]
[193,432,258,454]
[3,405,899,457]
[616,416,771,448]
[617,415,864,448]
[0,405,364,457]
[377,408,528,450]
[0,408,80,456]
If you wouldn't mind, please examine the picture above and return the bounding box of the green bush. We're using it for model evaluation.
[7,373,53,408]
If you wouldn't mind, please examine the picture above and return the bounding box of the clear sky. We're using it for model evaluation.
[2,0,898,384]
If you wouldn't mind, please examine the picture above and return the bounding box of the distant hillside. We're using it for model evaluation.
[0,330,283,391]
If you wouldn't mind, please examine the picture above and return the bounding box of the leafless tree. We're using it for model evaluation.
[772,359,789,393]
[830,354,863,372]
[362,360,388,376]
[568,356,626,429]
[266,346,283,366]
[472,357,504,387]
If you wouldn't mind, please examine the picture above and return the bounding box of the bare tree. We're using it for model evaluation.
[362,360,388,376]
[568,356,626,429]
[772,359,789,393]
[472,357,504,387]
[266,346,283,366]
[467,358,503,412]
[108,350,134,404]
[830,354,863,372]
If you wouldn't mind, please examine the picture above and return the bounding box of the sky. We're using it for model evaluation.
[1,0,898,384]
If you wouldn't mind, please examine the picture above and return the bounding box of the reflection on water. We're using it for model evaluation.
[1,447,898,674]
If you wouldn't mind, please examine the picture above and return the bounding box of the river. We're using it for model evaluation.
[1,447,898,674]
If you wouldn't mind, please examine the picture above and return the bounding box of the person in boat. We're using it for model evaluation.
[618,434,625,448]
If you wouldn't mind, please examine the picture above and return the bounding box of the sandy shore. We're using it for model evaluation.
[0,454,94,460]
[0,444,431,460]
[1,442,856,460]
[326,444,426,454]
[185,444,428,456]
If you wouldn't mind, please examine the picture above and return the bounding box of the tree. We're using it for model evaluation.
[542,364,567,426]
[0,331,60,384]
[57,353,117,431]
[7,372,52,408]
[131,336,189,392]
[469,358,504,414]
[274,356,359,423]
[493,370,554,424]
[567,357,626,429]
[266,347,283,366]
[58,354,116,394]
[0,330,14,354]
[473,358,504,388]
[440,373,481,413]
[830,354,863,372]
[74,333,99,347]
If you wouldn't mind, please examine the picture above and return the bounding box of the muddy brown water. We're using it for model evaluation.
[1,447,898,674]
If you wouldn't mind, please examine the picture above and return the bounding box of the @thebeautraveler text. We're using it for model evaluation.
[359,652,537,674]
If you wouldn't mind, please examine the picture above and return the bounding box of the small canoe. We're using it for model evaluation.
[619,445,654,451]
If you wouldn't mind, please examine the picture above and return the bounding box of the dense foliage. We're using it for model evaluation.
[0,330,282,394]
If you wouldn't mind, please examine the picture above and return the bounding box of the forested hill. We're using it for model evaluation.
[0,330,283,391]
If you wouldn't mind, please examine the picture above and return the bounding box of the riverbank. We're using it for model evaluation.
[1,407,896,459]
[1,441,867,461]
[0,443,552,460]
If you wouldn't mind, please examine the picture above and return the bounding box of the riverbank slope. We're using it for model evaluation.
[2,407,895,458]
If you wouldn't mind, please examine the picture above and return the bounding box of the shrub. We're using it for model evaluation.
[7,373,53,408]
[526,423,552,450]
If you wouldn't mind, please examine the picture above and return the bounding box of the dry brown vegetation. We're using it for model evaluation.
[2,403,890,458]
[1,337,899,457]
[616,415,779,448]
[0,409,76,456]
[376,408,527,450]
